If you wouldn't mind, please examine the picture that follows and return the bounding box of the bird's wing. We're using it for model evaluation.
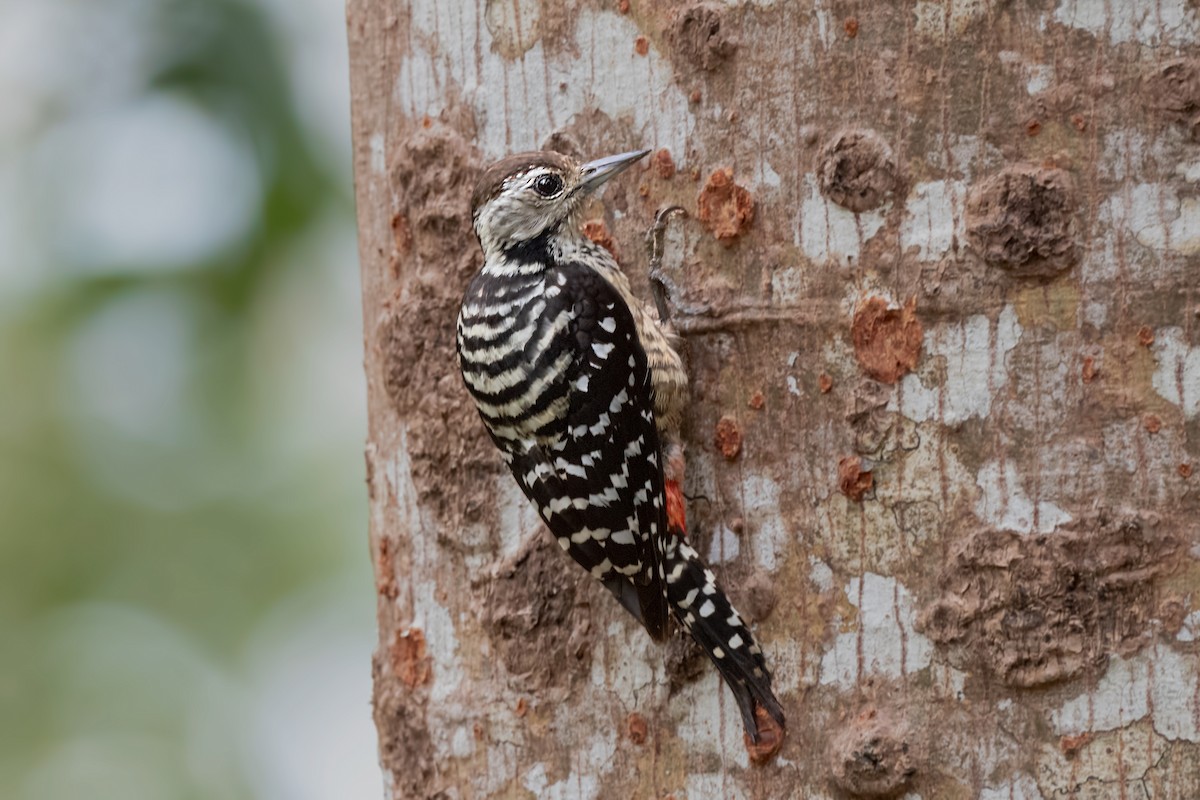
[503,260,669,640]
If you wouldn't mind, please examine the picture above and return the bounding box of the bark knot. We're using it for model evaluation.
[965,164,1078,277]
[918,510,1180,688]
[816,129,898,213]
[827,707,916,798]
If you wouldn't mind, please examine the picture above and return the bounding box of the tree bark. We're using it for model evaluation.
[349,1,1200,797]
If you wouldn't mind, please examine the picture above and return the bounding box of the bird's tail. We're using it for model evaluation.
[662,529,786,744]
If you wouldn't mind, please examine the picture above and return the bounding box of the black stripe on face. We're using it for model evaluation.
[501,225,558,264]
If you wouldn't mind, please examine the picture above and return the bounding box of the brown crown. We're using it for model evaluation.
[470,151,577,214]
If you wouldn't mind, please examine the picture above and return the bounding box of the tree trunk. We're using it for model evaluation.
[348,2,1200,797]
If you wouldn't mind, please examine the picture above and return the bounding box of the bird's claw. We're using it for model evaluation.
[646,205,687,323]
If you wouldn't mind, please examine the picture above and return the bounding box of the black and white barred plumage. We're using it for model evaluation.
[460,258,671,635]
[457,149,784,742]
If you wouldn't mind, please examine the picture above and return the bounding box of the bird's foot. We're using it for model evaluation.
[645,205,687,323]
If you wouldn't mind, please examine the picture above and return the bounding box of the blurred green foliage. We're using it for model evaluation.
[0,0,374,797]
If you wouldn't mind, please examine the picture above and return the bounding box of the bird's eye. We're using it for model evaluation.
[532,173,563,197]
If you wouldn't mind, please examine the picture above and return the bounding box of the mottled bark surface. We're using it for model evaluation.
[349,2,1200,797]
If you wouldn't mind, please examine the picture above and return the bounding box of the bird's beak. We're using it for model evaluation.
[578,149,650,194]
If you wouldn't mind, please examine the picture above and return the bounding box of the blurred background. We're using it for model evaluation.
[0,0,381,797]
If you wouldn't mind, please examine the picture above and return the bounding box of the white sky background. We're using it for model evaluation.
[0,0,381,798]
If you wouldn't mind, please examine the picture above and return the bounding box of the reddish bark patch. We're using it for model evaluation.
[1138,325,1155,347]
[634,35,649,56]
[376,536,399,601]
[746,704,786,764]
[838,455,874,502]
[1071,113,1088,132]
[618,0,630,13]
[689,88,702,104]
[1081,356,1098,383]
[1059,731,1093,758]
[1180,463,1194,479]
[626,712,649,745]
[918,510,1180,688]
[514,697,528,717]
[851,297,923,384]
[748,390,765,410]
[816,129,898,213]
[1144,414,1162,434]
[827,708,915,798]
[665,478,687,533]
[819,374,834,394]
[1025,118,1042,137]
[965,164,1078,277]
[482,537,593,690]
[666,4,737,72]
[651,148,676,179]
[697,168,754,243]
[581,219,618,258]
[844,17,859,38]
[373,655,435,798]
[714,415,743,460]
[391,627,432,688]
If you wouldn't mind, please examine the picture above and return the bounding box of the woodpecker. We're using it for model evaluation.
[456,148,785,744]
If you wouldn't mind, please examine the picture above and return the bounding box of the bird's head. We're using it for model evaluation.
[470,149,649,258]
